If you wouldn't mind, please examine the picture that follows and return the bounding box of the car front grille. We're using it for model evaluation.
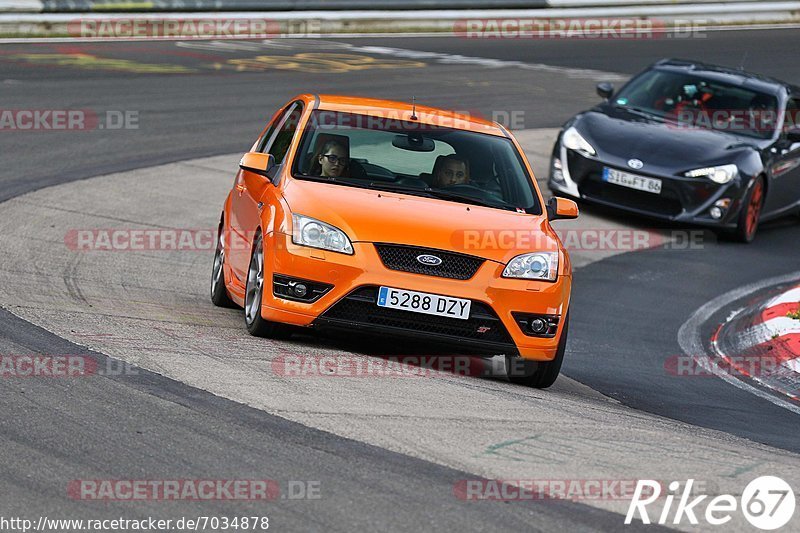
[317,286,515,347]
[581,177,684,217]
[374,244,484,280]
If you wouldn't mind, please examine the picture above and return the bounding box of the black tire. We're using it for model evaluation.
[505,312,569,389]
[210,218,237,308]
[733,176,765,243]
[244,232,293,339]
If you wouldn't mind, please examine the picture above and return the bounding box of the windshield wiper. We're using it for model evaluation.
[367,181,516,210]
[423,189,519,211]
[615,104,661,120]
[365,181,437,198]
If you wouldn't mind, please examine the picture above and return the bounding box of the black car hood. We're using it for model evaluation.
[575,107,764,174]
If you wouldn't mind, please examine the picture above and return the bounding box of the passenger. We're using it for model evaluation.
[311,140,349,178]
[432,154,470,187]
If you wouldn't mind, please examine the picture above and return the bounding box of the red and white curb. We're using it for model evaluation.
[711,284,800,400]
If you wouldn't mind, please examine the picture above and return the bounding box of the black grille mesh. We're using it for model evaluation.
[374,244,484,280]
[581,176,683,217]
[320,287,514,345]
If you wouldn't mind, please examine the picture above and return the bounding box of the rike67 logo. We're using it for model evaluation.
[626,476,795,530]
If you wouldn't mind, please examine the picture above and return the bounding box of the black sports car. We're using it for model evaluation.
[548,59,800,242]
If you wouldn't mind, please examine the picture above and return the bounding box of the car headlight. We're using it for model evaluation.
[562,126,596,157]
[684,164,738,184]
[292,214,354,255]
[502,252,559,281]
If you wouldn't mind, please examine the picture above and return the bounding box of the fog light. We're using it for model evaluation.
[292,283,307,297]
[273,274,332,303]
[710,198,731,220]
[530,317,548,334]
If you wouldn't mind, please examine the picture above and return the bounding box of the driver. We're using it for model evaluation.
[311,139,349,178]
[432,154,470,188]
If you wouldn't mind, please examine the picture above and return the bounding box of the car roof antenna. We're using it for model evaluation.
[410,96,418,120]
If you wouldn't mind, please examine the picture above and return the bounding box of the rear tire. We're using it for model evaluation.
[244,232,293,339]
[210,219,236,308]
[506,312,569,389]
[733,176,765,243]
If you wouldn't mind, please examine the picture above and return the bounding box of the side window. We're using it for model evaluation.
[269,104,303,165]
[784,98,800,133]
[256,107,287,153]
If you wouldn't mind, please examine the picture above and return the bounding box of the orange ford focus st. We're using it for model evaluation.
[211,95,579,387]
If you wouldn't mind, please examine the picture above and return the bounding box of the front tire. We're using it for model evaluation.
[244,232,292,339]
[505,312,569,389]
[210,219,236,308]
[734,176,765,243]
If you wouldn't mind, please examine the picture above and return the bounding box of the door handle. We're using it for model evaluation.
[236,184,246,196]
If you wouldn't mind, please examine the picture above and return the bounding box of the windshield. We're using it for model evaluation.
[613,69,779,139]
[292,110,541,214]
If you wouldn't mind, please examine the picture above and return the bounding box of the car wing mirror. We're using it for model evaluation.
[547,197,579,221]
[239,152,276,200]
[240,152,275,177]
[597,82,614,100]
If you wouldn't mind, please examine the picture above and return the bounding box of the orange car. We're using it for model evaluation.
[211,95,579,388]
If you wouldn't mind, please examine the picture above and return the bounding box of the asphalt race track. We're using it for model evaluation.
[1,29,799,531]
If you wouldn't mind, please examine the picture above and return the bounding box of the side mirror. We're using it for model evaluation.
[240,152,275,177]
[239,152,276,200]
[597,82,614,100]
[547,197,579,221]
[786,126,800,143]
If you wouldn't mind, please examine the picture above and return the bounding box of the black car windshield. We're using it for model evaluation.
[613,69,779,139]
[292,110,541,214]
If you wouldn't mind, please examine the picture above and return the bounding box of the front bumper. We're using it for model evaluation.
[260,233,571,360]
[548,146,746,229]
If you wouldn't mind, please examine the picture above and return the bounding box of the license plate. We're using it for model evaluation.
[377,286,471,320]
[603,167,662,195]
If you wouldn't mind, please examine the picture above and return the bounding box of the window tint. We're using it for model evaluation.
[346,129,455,176]
[268,104,303,164]
[256,108,286,153]
[614,69,779,139]
[291,110,541,214]
[785,98,800,133]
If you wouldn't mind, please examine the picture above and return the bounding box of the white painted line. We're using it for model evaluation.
[785,359,800,372]
[2,3,800,22]
[728,317,800,353]
[0,0,42,12]
[678,270,800,415]
[550,0,760,4]
[3,23,800,44]
[762,317,800,338]
[768,286,800,307]
[331,42,626,81]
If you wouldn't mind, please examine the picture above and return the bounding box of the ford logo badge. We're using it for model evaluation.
[627,158,644,170]
[416,254,442,266]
